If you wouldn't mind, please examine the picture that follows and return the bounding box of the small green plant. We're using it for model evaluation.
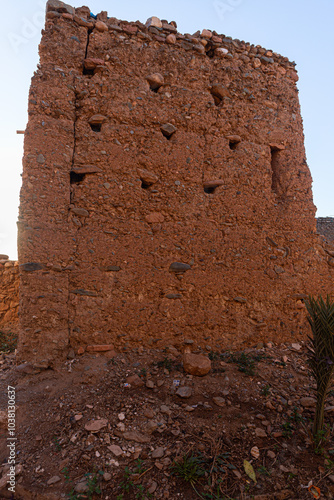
[62,467,70,483]
[156,357,173,371]
[289,407,304,425]
[66,469,104,500]
[313,427,330,454]
[281,421,295,438]
[261,384,271,396]
[281,407,304,437]
[202,478,233,499]
[305,295,334,437]
[209,351,220,361]
[118,459,151,500]
[86,470,104,497]
[325,457,334,470]
[171,452,235,499]
[53,436,62,451]
[228,352,264,376]
[0,331,17,352]
[257,466,270,477]
[172,454,205,484]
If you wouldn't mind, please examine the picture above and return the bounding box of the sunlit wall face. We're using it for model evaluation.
[1,0,334,260]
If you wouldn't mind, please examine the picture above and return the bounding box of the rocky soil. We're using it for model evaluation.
[1,341,334,499]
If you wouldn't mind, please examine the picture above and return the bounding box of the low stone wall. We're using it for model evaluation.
[317,217,334,243]
[0,256,19,333]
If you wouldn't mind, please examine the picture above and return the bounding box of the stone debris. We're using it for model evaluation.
[152,447,165,458]
[255,427,267,438]
[212,397,225,407]
[183,352,211,376]
[47,475,61,485]
[176,386,192,398]
[122,431,151,443]
[108,445,123,456]
[126,374,145,387]
[84,418,108,432]
[300,397,316,408]
[2,340,334,498]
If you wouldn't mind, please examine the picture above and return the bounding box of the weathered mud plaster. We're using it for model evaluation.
[17,0,334,366]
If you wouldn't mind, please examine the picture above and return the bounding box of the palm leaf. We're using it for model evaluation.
[305,295,334,436]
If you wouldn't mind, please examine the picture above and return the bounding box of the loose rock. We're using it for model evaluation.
[84,419,108,433]
[176,386,192,398]
[183,353,211,376]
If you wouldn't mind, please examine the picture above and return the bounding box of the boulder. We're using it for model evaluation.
[183,353,211,376]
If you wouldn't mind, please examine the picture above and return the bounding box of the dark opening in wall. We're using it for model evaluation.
[149,85,159,93]
[270,146,280,194]
[229,140,238,150]
[141,180,151,190]
[90,123,102,133]
[204,186,216,194]
[70,171,86,184]
[203,180,223,194]
[146,74,164,93]
[205,42,215,58]
[209,85,229,106]
[83,67,95,76]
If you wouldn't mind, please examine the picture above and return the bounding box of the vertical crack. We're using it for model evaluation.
[83,29,94,74]
[85,28,93,59]
[67,77,81,351]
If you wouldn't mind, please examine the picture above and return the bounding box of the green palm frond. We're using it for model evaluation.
[305,295,334,437]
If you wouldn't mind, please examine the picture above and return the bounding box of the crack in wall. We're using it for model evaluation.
[84,28,93,59]
[66,28,94,349]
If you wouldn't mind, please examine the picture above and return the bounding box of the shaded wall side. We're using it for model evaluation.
[0,260,19,333]
[17,19,89,365]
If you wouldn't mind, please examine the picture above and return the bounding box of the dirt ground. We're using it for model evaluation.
[1,339,334,500]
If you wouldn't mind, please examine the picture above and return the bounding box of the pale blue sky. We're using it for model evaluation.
[1,0,333,259]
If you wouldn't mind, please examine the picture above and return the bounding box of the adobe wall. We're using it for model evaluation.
[317,217,334,244]
[0,256,19,333]
[17,0,334,366]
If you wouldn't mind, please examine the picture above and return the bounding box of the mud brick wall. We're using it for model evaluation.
[0,257,19,333]
[317,218,334,243]
[17,0,334,366]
